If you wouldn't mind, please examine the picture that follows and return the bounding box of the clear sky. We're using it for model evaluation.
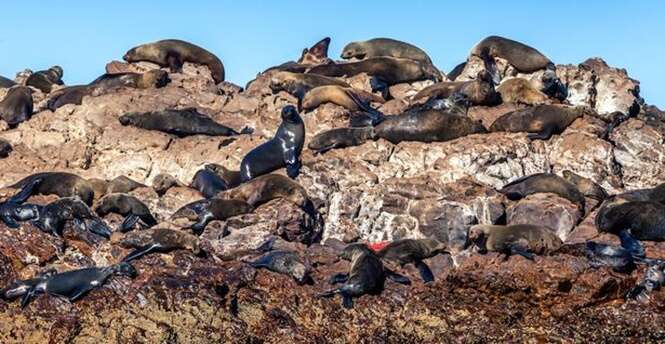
[2,1,663,106]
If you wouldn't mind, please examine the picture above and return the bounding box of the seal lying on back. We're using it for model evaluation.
[8,262,136,308]
[240,105,305,181]
[411,71,498,106]
[113,227,200,262]
[95,193,157,232]
[249,250,312,284]
[468,224,563,260]
[7,172,96,205]
[0,75,16,88]
[123,39,225,83]
[500,173,586,212]
[470,36,552,83]
[319,243,410,309]
[307,57,442,85]
[171,198,253,235]
[119,108,251,137]
[341,37,433,64]
[596,201,665,241]
[0,86,33,127]
[489,105,590,140]
[301,85,385,112]
[269,71,350,99]
[376,238,449,283]
[26,66,64,93]
[33,197,113,238]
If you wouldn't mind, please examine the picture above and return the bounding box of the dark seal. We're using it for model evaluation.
[26,66,64,93]
[7,172,96,205]
[95,193,158,232]
[171,198,253,235]
[0,86,33,127]
[377,238,449,283]
[500,173,586,212]
[119,108,252,137]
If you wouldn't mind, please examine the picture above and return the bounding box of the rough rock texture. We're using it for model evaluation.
[0,54,664,342]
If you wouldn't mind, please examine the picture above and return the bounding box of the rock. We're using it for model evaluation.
[611,119,665,189]
[580,58,641,117]
[506,193,583,241]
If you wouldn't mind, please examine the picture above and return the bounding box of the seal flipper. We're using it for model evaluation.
[509,246,535,260]
[385,269,411,285]
[123,243,161,262]
[527,125,555,140]
[414,260,435,283]
[86,218,112,238]
[1,214,20,228]
[9,177,42,204]
[328,273,349,285]
[20,287,37,308]
[166,53,184,73]
[345,89,385,126]
[341,294,354,309]
[619,229,645,258]
[283,147,301,179]
[120,214,140,232]
[191,212,214,235]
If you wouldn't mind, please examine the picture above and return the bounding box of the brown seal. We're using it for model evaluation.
[7,172,96,205]
[341,38,433,64]
[411,71,498,106]
[26,66,63,93]
[112,227,200,262]
[500,173,586,212]
[376,238,449,282]
[171,198,253,235]
[302,85,385,112]
[95,193,157,232]
[468,224,563,259]
[470,36,552,75]
[119,108,252,137]
[489,105,590,140]
[596,201,665,241]
[0,86,33,127]
[496,78,549,105]
[561,170,607,201]
[269,71,350,99]
[307,57,442,85]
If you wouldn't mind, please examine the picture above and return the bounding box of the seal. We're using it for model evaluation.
[171,198,253,235]
[26,66,63,93]
[318,243,410,308]
[562,170,607,201]
[1,269,56,302]
[119,108,252,137]
[95,193,157,232]
[500,173,586,212]
[0,177,42,228]
[376,238,449,283]
[489,105,590,140]
[301,85,385,112]
[113,227,201,262]
[0,75,16,88]
[626,261,665,302]
[7,172,96,205]
[240,105,305,181]
[468,224,563,259]
[470,36,552,83]
[0,86,33,127]
[269,71,350,100]
[88,175,147,202]
[308,127,375,153]
[446,62,466,81]
[264,37,332,73]
[307,57,442,85]
[46,85,90,111]
[0,139,12,158]
[584,240,637,273]
[152,173,182,196]
[202,163,241,189]
[341,38,433,64]
[411,71,498,106]
[33,197,113,238]
[123,39,225,83]
[191,167,230,198]
[495,78,549,105]
[248,250,312,284]
[14,262,136,307]
[596,201,665,241]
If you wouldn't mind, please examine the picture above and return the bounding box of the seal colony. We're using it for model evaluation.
[0,32,663,335]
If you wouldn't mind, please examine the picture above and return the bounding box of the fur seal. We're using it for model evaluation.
[113,227,200,262]
[447,62,466,81]
[319,243,410,308]
[0,75,16,88]
[626,261,665,302]
[585,240,637,273]
[171,198,253,235]
[12,262,136,307]
[33,197,113,238]
[240,105,305,181]
[248,250,312,284]
[341,38,433,64]
[470,36,552,82]
[495,78,549,105]
[468,224,563,259]
[191,167,230,198]
[26,66,63,93]
[377,238,449,283]
[489,105,589,140]
[596,201,665,241]
[302,85,385,112]
[307,57,442,85]
[152,173,181,196]
[0,86,33,127]
[308,127,375,153]
[0,139,12,158]
[123,39,225,83]
[561,170,607,201]
[202,163,241,189]
[95,193,157,232]
[269,71,350,99]
[500,173,586,211]
[7,172,96,205]
[264,37,332,73]
[119,108,252,137]
[411,71,498,106]
[0,177,42,228]
[219,173,315,213]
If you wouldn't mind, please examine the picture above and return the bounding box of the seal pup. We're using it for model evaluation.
[0,177,42,228]
[411,71,498,106]
[119,108,252,137]
[191,167,230,199]
[341,38,433,64]
[489,105,589,140]
[0,86,33,127]
[16,262,136,307]
[301,85,385,112]
[562,170,607,201]
[470,36,552,83]
[307,57,442,85]
[0,75,16,88]
[7,172,96,205]
[0,139,12,158]
[318,243,410,309]
[376,238,449,283]
[26,66,64,93]
[495,78,549,105]
[269,71,350,100]
[113,227,201,262]
[171,198,253,235]
[95,193,157,232]
[596,201,665,241]
[500,173,586,212]
[468,224,563,259]
[33,197,112,238]
[240,105,305,181]
[124,39,225,83]
[248,250,312,284]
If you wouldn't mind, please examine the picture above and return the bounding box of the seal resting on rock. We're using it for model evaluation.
[307,57,442,85]
[495,78,549,105]
[562,170,607,201]
[119,108,252,137]
[341,38,433,64]
[411,71,499,106]
[248,250,312,284]
[95,193,158,232]
[26,66,63,93]
[33,197,113,238]
[596,201,665,241]
[376,238,449,283]
[123,39,225,83]
[269,71,350,99]
[468,224,563,260]
[0,86,33,127]
[171,198,253,235]
[302,85,385,112]
[113,227,201,262]
[7,172,96,205]
[499,173,586,212]
[0,177,42,228]
[470,35,552,83]
[489,105,590,140]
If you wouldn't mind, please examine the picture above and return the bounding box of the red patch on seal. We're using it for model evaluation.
[367,241,389,252]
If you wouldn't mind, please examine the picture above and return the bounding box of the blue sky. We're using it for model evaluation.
[2,1,663,106]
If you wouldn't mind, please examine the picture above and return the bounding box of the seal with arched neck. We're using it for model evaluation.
[376,238,449,283]
[240,105,305,181]
[0,86,33,127]
[171,198,253,235]
[112,227,201,262]
[202,163,241,189]
[26,66,63,93]
[33,197,113,238]
[119,108,252,137]
[307,56,442,85]
[411,71,498,106]
[468,224,563,260]
[318,243,410,309]
[341,37,433,64]
[10,262,136,308]
[0,75,16,88]
[489,105,592,140]
[7,172,96,205]
[95,193,157,232]
[123,39,225,83]
[500,173,586,212]
[248,250,312,284]
[152,173,182,196]
[470,35,552,83]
